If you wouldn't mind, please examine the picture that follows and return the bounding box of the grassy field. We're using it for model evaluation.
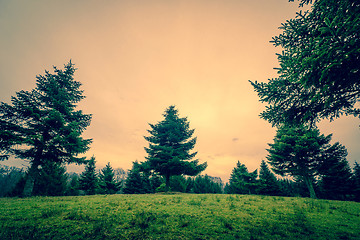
[0,194,359,240]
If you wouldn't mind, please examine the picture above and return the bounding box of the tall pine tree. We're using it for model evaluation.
[144,106,207,190]
[0,61,92,196]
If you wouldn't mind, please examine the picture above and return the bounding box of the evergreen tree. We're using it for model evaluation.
[267,124,346,199]
[144,106,207,190]
[318,143,353,200]
[250,0,360,126]
[0,165,24,197]
[353,162,360,202]
[79,156,98,195]
[33,161,68,196]
[170,175,188,193]
[66,173,80,196]
[193,175,223,194]
[0,61,92,196]
[99,162,121,194]
[227,161,258,194]
[123,161,151,194]
[258,160,280,196]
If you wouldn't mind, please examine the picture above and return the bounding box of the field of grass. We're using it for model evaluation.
[0,194,359,240]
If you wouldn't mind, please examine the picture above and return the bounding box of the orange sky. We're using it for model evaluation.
[1,0,359,181]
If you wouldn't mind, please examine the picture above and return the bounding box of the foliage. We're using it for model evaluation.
[258,160,281,196]
[250,0,360,125]
[144,106,207,190]
[192,175,223,194]
[33,162,68,196]
[0,165,24,197]
[123,161,153,194]
[226,161,258,194]
[353,162,360,202]
[1,194,359,239]
[98,162,121,194]
[266,124,338,198]
[66,173,80,196]
[79,156,99,195]
[317,143,353,200]
[0,61,92,196]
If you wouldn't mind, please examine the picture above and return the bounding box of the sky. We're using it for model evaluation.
[1,0,359,182]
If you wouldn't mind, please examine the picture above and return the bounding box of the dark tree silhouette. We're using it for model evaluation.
[0,61,92,196]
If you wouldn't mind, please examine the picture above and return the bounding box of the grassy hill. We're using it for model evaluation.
[1,194,359,239]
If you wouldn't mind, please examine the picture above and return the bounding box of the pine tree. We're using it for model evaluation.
[250,0,360,126]
[318,143,353,200]
[144,106,207,190]
[33,161,68,196]
[353,162,360,202]
[123,161,151,194]
[0,61,92,196]
[79,156,98,195]
[227,161,258,194]
[258,160,280,196]
[99,162,121,194]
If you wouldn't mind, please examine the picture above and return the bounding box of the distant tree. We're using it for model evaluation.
[193,175,223,194]
[123,161,152,194]
[226,161,258,194]
[0,61,92,196]
[250,0,360,126]
[33,161,68,196]
[353,162,360,202]
[144,106,207,191]
[258,160,280,196]
[66,173,80,196]
[79,156,98,195]
[0,165,24,197]
[318,143,353,200]
[99,162,121,194]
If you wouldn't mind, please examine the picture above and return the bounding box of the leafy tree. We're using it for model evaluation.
[144,106,207,190]
[258,160,280,196]
[33,161,68,196]
[99,162,121,194]
[0,61,92,196]
[266,124,347,199]
[226,161,258,194]
[79,156,98,195]
[318,143,353,200]
[250,0,360,125]
[169,175,189,193]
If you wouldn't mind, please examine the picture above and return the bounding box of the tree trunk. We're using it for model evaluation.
[22,164,38,197]
[165,175,171,192]
[304,176,317,199]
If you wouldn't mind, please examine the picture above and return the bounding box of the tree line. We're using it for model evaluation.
[1,0,360,201]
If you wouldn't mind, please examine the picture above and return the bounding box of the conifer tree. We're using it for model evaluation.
[227,161,258,194]
[79,156,98,195]
[352,162,360,202]
[99,162,120,194]
[0,61,92,196]
[123,161,151,194]
[33,161,68,196]
[144,106,207,190]
[258,160,280,196]
[318,143,353,200]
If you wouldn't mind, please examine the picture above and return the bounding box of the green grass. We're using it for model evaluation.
[0,194,359,239]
